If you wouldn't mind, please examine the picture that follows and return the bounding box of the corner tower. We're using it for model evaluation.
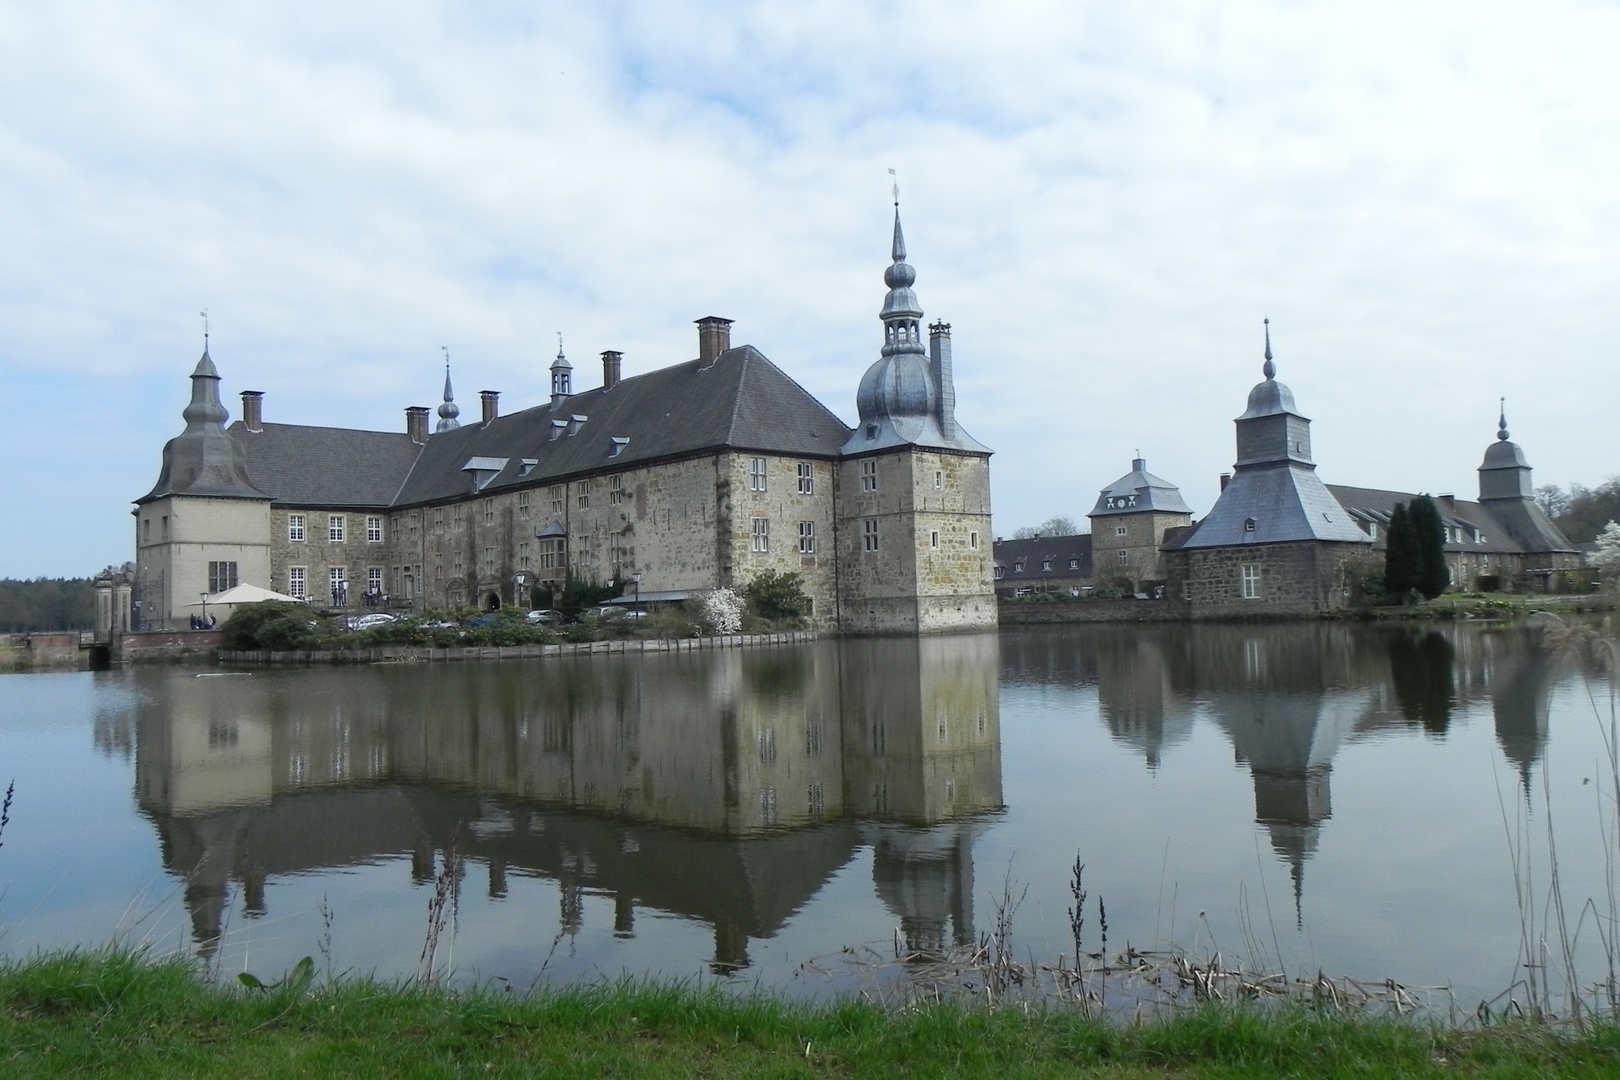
[134,344,273,629]
[1476,404,1575,557]
[836,203,994,633]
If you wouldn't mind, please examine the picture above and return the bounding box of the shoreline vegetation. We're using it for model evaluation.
[1,950,1618,1079]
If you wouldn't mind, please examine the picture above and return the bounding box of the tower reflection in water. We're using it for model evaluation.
[1006,622,1558,925]
[133,636,1002,971]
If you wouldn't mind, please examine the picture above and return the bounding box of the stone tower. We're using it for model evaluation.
[835,206,995,633]
[1087,457,1193,592]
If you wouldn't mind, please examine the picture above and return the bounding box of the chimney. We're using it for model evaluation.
[928,322,956,442]
[406,406,430,444]
[1219,472,1231,492]
[601,351,622,390]
[241,391,264,433]
[1438,493,1456,512]
[696,316,733,366]
[480,390,500,425]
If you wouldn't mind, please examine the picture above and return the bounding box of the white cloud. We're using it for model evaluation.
[1,0,1617,574]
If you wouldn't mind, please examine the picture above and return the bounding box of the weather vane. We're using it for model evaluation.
[888,167,899,206]
[200,309,209,344]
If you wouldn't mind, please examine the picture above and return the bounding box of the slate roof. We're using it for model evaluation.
[229,422,424,508]
[1171,465,1369,549]
[393,345,852,506]
[203,344,852,511]
[1326,485,1575,556]
[1088,458,1193,517]
[992,534,1094,583]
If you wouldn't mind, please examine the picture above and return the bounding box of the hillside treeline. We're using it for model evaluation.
[1537,477,1620,544]
[0,578,96,632]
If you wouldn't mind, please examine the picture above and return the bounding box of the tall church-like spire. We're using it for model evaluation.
[436,348,461,432]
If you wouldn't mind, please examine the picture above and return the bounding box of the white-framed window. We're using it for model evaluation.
[483,499,494,526]
[1115,524,1127,537]
[861,459,877,492]
[288,566,306,599]
[799,521,815,554]
[208,561,238,593]
[1014,559,1025,572]
[1041,557,1051,570]
[329,566,348,605]
[751,517,770,553]
[288,514,306,542]
[749,457,768,492]
[329,515,346,542]
[518,491,531,517]
[577,481,590,509]
[1068,558,1080,570]
[1241,563,1261,599]
[797,462,813,495]
[934,470,943,489]
[932,531,941,549]
[366,516,383,542]
[863,518,879,552]
[994,565,1005,579]
[610,475,626,505]
[367,567,382,595]
[518,542,531,570]
[452,505,464,526]
[1117,550,1128,564]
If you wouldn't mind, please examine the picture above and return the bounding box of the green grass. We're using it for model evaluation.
[4,950,1620,1078]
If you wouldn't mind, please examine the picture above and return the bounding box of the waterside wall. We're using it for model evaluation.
[218,630,820,666]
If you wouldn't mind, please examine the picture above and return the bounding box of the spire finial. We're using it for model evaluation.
[556,331,564,361]
[1497,397,1509,442]
[199,309,210,353]
[1262,317,1276,379]
[888,167,899,208]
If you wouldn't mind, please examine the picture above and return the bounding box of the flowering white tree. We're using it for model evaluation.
[1593,520,1620,580]
[701,587,744,635]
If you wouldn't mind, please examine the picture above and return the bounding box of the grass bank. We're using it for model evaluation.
[4,951,1620,1078]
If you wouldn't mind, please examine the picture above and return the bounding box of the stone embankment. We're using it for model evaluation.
[218,630,819,666]
[998,599,1183,624]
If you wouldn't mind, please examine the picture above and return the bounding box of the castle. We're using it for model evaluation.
[994,324,1580,614]
[132,210,996,634]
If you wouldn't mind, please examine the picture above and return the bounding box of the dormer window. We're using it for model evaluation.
[518,458,538,476]
[549,419,567,441]
[1041,558,1053,571]
[1013,559,1025,572]
[609,438,629,458]
[567,414,587,436]
[1244,518,1256,532]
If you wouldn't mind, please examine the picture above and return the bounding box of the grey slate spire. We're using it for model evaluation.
[1176,321,1366,548]
[137,344,270,503]
[1477,402,1574,552]
[436,353,461,432]
[842,201,989,456]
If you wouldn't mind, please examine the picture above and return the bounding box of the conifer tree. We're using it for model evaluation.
[1383,502,1420,599]
[1409,495,1451,600]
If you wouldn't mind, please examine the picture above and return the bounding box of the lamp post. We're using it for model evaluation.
[199,592,208,629]
[632,573,642,617]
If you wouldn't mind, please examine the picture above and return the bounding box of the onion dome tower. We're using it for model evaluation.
[139,343,269,501]
[1476,401,1573,552]
[549,336,573,408]
[841,203,988,455]
[436,357,461,432]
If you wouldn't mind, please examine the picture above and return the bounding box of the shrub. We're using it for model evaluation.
[700,588,744,635]
[744,570,811,623]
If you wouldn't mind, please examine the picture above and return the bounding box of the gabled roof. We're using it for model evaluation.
[230,422,424,508]
[392,345,852,505]
[1327,484,1574,556]
[992,534,1094,580]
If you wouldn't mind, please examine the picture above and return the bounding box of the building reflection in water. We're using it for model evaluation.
[133,636,1002,969]
[1004,622,1559,925]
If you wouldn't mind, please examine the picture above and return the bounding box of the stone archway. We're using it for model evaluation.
[484,592,501,611]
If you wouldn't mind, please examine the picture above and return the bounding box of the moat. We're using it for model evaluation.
[0,621,1612,1004]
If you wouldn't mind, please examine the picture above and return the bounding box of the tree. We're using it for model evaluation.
[1554,477,1620,543]
[1535,484,1570,518]
[1383,503,1420,599]
[1409,495,1451,600]
[744,570,811,622]
[1012,516,1080,539]
[1593,520,1620,581]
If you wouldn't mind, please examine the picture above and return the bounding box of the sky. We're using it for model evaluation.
[2,0,1617,577]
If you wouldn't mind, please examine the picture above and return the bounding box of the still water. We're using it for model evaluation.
[0,622,1613,1003]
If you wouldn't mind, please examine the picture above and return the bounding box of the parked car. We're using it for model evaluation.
[525,609,564,625]
[349,613,397,630]
[462,614,500,628]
